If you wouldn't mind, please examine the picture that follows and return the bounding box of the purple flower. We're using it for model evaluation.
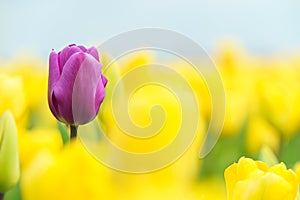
[48,44,107,125]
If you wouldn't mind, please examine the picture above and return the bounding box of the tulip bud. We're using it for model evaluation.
[48,44,107,125]
[0,111,20,192]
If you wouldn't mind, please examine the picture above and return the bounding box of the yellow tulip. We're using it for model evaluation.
[21,141,114,200]
[191,178,227,200]
[245,116,280,155]
[0,111,20,192]
[293,162,300,184]
[257,67,300,139]
[215,44,257,137]
[225,157,298,200]
[2,56,47,109]
[0,74,26,122]
[215,40,246,74]
[97,52,206,179]
[221,90,249,137]
[18,128,63,169]
[1,57,56,129]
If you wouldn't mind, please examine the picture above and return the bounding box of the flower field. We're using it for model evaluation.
[1,43,300,200]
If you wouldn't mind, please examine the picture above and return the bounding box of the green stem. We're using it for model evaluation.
[57,122,70,145]
[0,193,4,200]
[70,125,78,139]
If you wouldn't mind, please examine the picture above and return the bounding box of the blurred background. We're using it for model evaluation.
[1,0,300,200]
[1,0,300,57]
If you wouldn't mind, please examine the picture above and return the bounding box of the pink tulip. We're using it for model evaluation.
[48,44,107,125]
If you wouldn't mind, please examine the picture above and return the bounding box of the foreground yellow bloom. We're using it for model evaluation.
[225,157,298,200]
[21,141,114,200]
[293,162,300,184]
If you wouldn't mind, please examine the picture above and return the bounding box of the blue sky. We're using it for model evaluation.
[0,0,300,58]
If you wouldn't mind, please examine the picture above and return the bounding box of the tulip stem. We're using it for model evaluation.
[70,125,78,139]
[0,193,4,200]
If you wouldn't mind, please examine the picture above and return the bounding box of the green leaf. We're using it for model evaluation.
[198,121,249,178]
[57,121,69,145]
[3,181,21,200]
[280,129,300,168]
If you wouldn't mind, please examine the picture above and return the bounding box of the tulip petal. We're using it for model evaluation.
[86,46,100,61]
[101,74,108,87]
[48,51,61,120]
[48,44,106,125]
[58,45,83,73]
[78,45,87,52]
[72,54,104,125]
[53,52,86,124]
[95,78,106,112]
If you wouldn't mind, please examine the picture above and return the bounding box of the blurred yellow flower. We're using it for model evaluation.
[246,116,280,155]
[92,51,207,200]
[1,45,300,200]
[257,68,300,139]
[18,128,63,169]
[1,56,57,129]
[222,90,249,137]
[100,51,205,155]
[21,141,114,200]
[0,74,26,122]
[191,178,226,200]
[225,157,298,200]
